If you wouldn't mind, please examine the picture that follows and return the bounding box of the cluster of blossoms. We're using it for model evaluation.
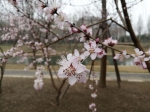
[84,40,106,60]
[1,27,18,41]
[114,50,130,61]
[114,48,150,69]
[103,37,118,47]
[34,66,45,90]
[89,103,97,112]
[89,74,98,112]
[57,49,88,85]
[131,48,150,69]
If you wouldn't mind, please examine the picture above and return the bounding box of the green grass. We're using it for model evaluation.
[5,64,149,73]
[0,44,13,51]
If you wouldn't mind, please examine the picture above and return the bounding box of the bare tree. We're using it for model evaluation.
[147,15,150,40]
[137,15,143,40]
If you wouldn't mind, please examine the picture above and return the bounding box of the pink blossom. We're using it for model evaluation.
[54,11,69,29]
[45,39,48,43]
[80,24,92,42]
[95,80,98,85]
[84,41,105,60]
[97,49,106,58]
[80,24,92,36]
[68,26,79,34]
[34,66,45,90]
[91,93,97,98]
[42,3,61,21]
[114,50,130,61]
[103,37,117,47]
[89,84,94,90]
[7,0,17,6]
[57,53,88,85]
[131,48,143,57]
[36,58,44,63]
[131,48,149,69]
[89,103,97,111]
[133,55,149,69]
[145,49,150,55]
[95,38,100,44]
[34,79,44,90]
[74,49,86,61]
[52,37,58,42]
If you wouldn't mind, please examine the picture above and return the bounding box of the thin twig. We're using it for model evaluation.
[111,19,128,31]
[56,78,67,105]
[87,18,112,28]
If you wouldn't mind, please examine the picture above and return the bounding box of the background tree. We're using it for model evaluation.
[137,15,143,40]
[147,15,150,41]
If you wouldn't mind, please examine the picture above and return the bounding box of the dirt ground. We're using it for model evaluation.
[0,77,150,112]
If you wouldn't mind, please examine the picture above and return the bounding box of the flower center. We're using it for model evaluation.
[63,64,76,76]
[89,48,94,53]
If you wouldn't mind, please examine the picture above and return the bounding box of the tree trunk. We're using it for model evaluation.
[99,47,107,88]
[0,80,2,94]
[33,50,37,70]
[0,63,5,94]
[99,0,108,88]
[112,49,121,88]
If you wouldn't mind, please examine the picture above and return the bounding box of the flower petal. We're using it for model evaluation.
[76,64,86,73]
[142,62,147,69]
[84,43,90,50]
[74,49,79,57]
[58,67,67,78]
[134,48,139,53]
[77,72,87,83]
[124,55,130,59]
[114,54,120,59]
[67,53,73,61]
[144,57,149,61]
[90,53,97,60]
[84,51,90,57]
[95,48,101,53]
[68,75,77,85]
[91,41,96,48]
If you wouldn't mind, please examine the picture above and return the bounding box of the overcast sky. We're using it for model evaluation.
[62,0,150,33]
[1,0,150,33]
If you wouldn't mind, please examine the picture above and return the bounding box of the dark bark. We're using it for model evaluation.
[99,47,107,88]
[33,50,37,70]
[114,0,127,29]
[56,79,67,106]
[0,62,6,94]
[47,65,58,93]
[99,0,108,88]
[60,84,70,99]
[121,0,150,72]
[88,60,95,80]
[111,50,121,88]
[0,66,3,94]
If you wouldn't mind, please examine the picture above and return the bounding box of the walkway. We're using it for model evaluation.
[3,69,150,82]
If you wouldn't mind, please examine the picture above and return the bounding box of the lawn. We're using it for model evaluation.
[0,77,150,112]
[5,64,149,73]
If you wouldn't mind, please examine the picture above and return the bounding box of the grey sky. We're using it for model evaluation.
[1,0,150,33]
[62,0,150,33]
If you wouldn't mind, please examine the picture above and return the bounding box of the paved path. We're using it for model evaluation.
[3,69,150,82]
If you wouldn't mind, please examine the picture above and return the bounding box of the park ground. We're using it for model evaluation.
[1,43,150,112]
[0,77,150,112]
